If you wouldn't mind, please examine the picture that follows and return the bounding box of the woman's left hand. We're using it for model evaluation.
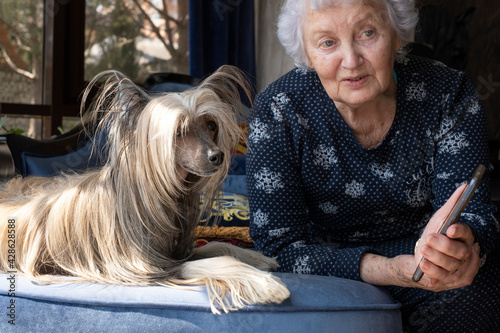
[360,185,481,291]
[413,184,481,291]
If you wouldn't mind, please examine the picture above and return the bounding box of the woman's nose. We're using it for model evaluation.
[341,44,363,69]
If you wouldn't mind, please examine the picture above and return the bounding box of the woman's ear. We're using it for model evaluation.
[394,35,403,52]
[305,51,314,70]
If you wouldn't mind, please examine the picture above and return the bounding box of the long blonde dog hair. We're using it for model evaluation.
[0,66,250,284]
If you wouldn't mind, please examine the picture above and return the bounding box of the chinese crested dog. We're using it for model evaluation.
[0,65,289,314]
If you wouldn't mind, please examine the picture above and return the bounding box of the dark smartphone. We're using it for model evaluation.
[412,164,486,283]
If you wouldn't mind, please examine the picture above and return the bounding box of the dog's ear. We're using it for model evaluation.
[81,70,150,132]
[198,65,253,117]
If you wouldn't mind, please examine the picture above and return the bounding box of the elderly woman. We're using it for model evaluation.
[247,0,500,331]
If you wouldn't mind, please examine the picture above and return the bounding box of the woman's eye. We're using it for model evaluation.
[320,40,335,48]
[362,30,374,38]
[207,121,217,131]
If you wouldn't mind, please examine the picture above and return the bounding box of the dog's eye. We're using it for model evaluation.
[176,129,182,137]
[207,121,217,131]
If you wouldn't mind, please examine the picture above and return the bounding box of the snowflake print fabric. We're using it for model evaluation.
[319,202,338,214]
[253,167,284,194]
[252,209,269,228]
[248,118,271,143]
[247,55,498,282]
[406,81,427,101]
[345,180,366,198]
[293,255,312,274]
[313,144,338,169]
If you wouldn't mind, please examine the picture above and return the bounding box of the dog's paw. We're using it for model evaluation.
[180,256,290,314]
[211,265,290,314]
[240,269,290,304]
[242,251,279,271]
[191,241,280,271]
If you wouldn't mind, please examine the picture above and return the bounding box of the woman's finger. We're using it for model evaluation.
[420,243,464,274]
[419,255,450,281]
[424,233,469,261]
[446,223,475,246]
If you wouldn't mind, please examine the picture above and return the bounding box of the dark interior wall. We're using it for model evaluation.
[418,0,500,140]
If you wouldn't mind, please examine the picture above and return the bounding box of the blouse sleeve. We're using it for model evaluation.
[431,72,499,257]
[246,88,377,281]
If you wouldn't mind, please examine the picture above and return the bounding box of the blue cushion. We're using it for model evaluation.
[149,82,194,93]
[18,133,107,178]
[0,272,401,332]
[21,141,102,177]
[222,175,247,196]
[228,155,246,175]
[222,155,247,195]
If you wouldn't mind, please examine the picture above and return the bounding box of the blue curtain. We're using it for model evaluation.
[188,0,256,86]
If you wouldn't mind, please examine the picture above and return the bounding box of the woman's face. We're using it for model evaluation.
[303,1,401,110]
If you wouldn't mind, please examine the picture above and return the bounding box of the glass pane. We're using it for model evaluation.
[0,115,42,139]
[61,116,82,134]
[0,0,45,104]
[85,0,189,83]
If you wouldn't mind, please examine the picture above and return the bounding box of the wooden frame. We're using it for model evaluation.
[0,0,86,138]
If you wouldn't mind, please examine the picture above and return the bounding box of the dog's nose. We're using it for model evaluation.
[208,150,224,166]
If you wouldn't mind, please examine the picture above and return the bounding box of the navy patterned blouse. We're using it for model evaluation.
[247,55,498,281]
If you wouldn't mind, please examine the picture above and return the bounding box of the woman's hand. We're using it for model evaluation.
[361,184,481,291]
[413,225,480,291]
[411,184,481,291]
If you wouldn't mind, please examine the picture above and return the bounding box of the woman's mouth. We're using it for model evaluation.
[343,75,369,87]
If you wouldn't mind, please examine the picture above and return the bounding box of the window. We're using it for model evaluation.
[85,0,189,82]
[0,1,44,105]
[0,0,189,139]
[0,0,45,137]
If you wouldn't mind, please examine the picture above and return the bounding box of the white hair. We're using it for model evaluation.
[277,0,419,69]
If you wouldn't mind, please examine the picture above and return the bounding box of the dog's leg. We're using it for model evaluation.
[190,242,279,271]
[177,256,290,314]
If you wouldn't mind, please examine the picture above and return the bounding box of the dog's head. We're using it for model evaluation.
[82,65,251,198]
[137,66,250,192]
[174,114,223,179]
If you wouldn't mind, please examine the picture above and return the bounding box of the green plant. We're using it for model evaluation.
[57,124,74,135]
[0,115,26,135]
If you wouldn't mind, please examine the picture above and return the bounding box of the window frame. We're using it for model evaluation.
[0,0,86,138]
